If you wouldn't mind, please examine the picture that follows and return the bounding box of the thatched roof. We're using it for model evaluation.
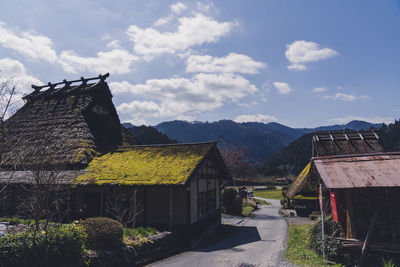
[76,142,231,185]
[312,129,384,157]
[0,74,138,170]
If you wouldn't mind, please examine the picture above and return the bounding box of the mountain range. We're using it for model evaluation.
[144,120,382,161]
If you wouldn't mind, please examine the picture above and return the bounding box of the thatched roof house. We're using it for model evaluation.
[0,73,138,170]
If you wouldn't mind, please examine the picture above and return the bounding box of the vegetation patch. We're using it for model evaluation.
[242,204,255,216]
[0,224,87,267]
[221,188,242,215]
[123,226,159,245]
[81,217,123,250]
[254,189,282,199]
[253,199,271,205]
[284,223,341,267]
[76,144,213,185]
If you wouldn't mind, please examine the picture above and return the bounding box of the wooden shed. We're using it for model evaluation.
[286,130,400,254]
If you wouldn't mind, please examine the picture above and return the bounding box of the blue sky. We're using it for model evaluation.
[0,0,399,127]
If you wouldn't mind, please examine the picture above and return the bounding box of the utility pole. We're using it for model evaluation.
[319,183,326,259]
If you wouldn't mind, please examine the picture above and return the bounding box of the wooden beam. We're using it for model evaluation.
[359,206,381,266]
[100,192,104,217]
[169,186,173,232]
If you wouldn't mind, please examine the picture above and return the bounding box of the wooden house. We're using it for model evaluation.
[0,74,231,240]
[286,130,400,254]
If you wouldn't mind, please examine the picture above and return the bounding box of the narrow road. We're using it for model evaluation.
[148,197,294,267]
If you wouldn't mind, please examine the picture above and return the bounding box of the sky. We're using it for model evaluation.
[0,0,399,128]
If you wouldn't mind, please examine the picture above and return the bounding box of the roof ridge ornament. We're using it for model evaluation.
[30,73,110,92]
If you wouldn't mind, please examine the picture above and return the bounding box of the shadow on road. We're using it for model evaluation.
[196,225,261,253]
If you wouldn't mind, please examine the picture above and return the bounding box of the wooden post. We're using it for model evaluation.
[359,206,381,266]
[169,186,173,232]
[100,192,104,217]
[133,188,137,220]
[143,187,147,224]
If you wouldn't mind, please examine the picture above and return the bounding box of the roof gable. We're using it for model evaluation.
[76,142,228,185]
[0,74,138,169]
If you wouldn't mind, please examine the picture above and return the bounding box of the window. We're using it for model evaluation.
[198,189,216,218]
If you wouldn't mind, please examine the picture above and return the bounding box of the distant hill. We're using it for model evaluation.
[154,120,382,161]
[125,125,177,145]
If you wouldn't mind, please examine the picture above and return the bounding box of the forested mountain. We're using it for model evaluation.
[125,125,177,145]
[155,120,381,161]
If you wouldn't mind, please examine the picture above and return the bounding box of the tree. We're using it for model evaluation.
[220,146,258,181]
[17,130,72,231]
[0,74,17,195]
[106,185,143,228]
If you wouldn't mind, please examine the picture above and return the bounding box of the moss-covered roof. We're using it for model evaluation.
[76,142,216,185]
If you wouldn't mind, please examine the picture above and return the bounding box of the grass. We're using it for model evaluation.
[253,189,282,199]
[124,226,159,239]
[253,199,271,205]
[242,204,255,216]
[283,223,342,267]
[0,217,48,225]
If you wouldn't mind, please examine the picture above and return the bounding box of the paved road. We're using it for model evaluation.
[148,197,294,267]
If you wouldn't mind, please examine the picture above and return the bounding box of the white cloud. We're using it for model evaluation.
[313,86,328,93]
[154,15,174,26]
[112,73,257,121]
[196,2,213,12]
[127,13,234,60]
[328,116,394,125]
[286,40,338,70]
[106,40,122,49]
[59,49,139,75]
[0,21,57,62]
[235,114,277,123]
[273,82,293,95]
[237,100,258,107]
[323,93,370,102]
[171,2,187,14]
[186,53,266,74]
[0,58,42,115]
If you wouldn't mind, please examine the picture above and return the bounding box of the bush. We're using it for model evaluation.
[221,188,242,215]
[308,216,348,263]
[81,217,123,250]
[0,224,87,267]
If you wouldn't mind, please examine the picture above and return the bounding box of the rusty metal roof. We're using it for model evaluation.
[314,154,400,189]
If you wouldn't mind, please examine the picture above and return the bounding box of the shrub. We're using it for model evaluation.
[81,217,123,250]
[0,224,87,267]
[308,216,348,263]
[221,188,242,215]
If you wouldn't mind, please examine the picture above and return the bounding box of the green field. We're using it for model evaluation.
[253,189,282,199]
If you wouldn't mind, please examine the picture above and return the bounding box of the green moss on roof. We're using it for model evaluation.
[76,143,215,185]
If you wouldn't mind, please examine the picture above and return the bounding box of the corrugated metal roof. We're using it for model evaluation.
[314,155,400,189]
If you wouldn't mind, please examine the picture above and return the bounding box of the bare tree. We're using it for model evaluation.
[106,186,143,228]
[16,130,73,231]
[0,74,18,196]
[220,146,258,181]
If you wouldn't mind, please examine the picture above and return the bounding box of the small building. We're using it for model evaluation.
[0,74,231,241]
[286,130,400,251]
[76,142,231,239]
